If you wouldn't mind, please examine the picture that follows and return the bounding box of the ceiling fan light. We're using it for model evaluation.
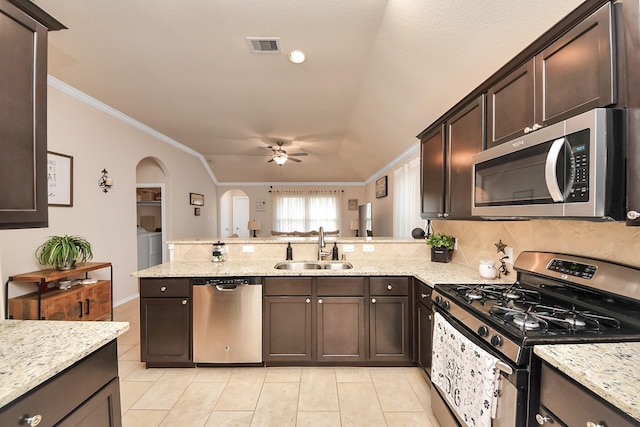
[288,50,306,64]
[273,153,288,165]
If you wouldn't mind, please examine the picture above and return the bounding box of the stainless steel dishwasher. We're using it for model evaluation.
[192,277,263,364]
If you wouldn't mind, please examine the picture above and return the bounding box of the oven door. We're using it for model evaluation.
[431,309,524,427]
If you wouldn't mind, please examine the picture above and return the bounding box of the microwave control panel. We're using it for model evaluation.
[567,130,590,202]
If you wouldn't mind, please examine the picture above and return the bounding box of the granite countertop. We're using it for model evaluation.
[534,342,640,423]
[0,320,129,408]
[131,258,515,287]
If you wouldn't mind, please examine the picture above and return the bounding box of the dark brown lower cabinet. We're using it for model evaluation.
[369,277,412,363]
[317,296,366,362]
[0,341,121,427]
[139,278,192,367]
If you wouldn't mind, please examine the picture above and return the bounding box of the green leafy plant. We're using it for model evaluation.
[35,235,93,270]
[426,233,455,250]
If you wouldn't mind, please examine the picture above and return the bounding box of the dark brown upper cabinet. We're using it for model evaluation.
[421,96,484,219]
[0,1,64,229]
[487,2,615,148]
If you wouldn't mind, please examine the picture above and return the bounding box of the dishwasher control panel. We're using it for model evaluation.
[193,277,262,286]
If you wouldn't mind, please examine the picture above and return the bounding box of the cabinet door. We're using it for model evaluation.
[420,125,446,218]
[369,296,411,362]
[264,296,312,362]
[58,377,122,427]
[316,297,365,362]
[0,2,48,229]
[486,59,537,148]
[140,297,191,363]
[82,281,112,321]
[417,303,432,376]
[446,96,484,218]
[537,2,615,125]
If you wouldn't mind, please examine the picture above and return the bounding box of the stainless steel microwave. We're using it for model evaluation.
[472,108,625,220]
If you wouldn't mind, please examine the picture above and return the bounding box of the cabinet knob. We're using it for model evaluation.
[387,284,393,290]
[535,414,551,425]
[371,298,377,304]
[586,423,605,427]
[160,286,167,292]
[442,212,449,218]
[532,123,542,131]
[181,299,187,305]
[627,210,640,220]
[318,298,323,304]
[305,298,311,304]
[22,414,42,427]
[524,126,532,134]
[437,213,443,217]
[421,293,428,299]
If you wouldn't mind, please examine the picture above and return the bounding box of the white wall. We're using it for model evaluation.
[0,83,217,316]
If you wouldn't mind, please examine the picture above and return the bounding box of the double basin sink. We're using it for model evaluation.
[274,261,353,270]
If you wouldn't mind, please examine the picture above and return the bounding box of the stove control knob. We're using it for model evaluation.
[434,296,442,304]
[477,326,489,337]
[490,334,503,347]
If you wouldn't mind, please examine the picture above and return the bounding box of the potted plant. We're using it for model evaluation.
[426,233,454,263]
[35,235,93,270]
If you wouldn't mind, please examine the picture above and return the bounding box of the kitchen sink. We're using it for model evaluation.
[322,262,353,270]
[273,261,353,270]
[274,261,322,270]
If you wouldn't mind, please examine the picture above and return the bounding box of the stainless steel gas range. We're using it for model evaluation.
[430,251,640,427]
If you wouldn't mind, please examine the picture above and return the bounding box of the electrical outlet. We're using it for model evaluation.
[505,247,514,264]
[363,244,375,252]
[242,245,254,253]
[343,244,355,253]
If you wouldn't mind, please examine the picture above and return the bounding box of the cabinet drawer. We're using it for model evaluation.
[370,277,409,296]
[416,281,432,308]
[140,278,190,297]
[264,278,312,296]
[317,277,364,296]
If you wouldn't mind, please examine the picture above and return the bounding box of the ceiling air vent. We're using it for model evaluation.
[246,37,281,53]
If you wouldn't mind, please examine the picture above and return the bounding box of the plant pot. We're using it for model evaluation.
[56,260,77,271]
[431,247,452,263]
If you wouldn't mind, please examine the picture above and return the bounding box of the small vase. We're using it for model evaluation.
[56,260,77,271]
[431,247,452,263]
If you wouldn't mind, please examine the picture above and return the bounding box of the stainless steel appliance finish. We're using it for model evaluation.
[430,251,640,427]
[472,108,625,219]
[192,277,262,364]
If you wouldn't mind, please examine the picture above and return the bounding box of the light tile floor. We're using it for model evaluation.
[114,299,441,427]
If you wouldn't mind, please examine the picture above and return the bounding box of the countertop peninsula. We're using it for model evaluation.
[0,320,129,408]
[534,342,640,423]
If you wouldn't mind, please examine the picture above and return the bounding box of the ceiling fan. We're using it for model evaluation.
[267,141,308,165]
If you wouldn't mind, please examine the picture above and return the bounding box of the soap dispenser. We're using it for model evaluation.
[332,242,339,260]
[286,242,293,260]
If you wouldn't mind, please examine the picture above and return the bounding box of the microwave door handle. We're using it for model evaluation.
[545,137,567,202]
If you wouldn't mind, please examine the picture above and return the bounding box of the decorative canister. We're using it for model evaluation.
[479,260,497,279]
[212,241,227,262]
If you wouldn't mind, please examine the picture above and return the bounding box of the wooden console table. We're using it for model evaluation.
[4,262,113,320]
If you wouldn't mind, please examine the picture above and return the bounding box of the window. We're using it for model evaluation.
[272,190,341,232]
[393,157,422,237]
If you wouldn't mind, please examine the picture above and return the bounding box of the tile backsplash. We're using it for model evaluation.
[433,219,640,268]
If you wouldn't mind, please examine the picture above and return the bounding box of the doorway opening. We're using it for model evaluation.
[136,157,167,269]
[219,189,250,237]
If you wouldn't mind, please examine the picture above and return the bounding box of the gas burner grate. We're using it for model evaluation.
[455,283,541,305]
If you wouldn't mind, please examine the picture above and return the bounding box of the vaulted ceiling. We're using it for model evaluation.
[34,0,583,183]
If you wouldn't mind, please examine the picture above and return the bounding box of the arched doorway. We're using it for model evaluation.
[220,189,250,237]
[136,157,167,268]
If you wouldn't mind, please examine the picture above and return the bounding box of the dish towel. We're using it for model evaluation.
[432,312,501,427]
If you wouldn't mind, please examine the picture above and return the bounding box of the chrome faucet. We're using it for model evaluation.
[318,226,331,260]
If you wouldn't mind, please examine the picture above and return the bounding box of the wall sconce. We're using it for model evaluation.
[98,169,113,193]
[248,219,261,238]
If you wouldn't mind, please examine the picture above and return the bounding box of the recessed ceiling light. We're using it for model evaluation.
[289,50,306,64]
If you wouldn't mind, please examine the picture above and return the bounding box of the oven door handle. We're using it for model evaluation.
[495,360,513,375]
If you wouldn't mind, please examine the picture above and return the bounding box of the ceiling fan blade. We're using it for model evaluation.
[267,158,274,163]
[288,157,302,163]
[289,152,308,156]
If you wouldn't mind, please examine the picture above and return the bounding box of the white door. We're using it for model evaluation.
[232,196,250,237]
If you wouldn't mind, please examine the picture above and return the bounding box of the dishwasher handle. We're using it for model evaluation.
[213,284,238,291]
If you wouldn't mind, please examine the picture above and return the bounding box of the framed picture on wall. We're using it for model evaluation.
[190,193,204,206]
[47,151,73,206]
[375,175,387,198]
[348,199,358,210]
